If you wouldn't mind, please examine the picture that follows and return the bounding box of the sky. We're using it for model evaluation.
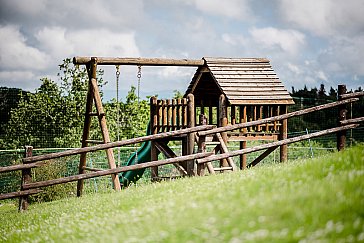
[0,0,363,100]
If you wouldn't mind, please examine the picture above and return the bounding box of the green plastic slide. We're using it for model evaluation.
[119,122,151,188]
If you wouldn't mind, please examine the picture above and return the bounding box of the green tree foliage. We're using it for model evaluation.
[105,86,150,141]
[289,83,364,133]
[0,59,104,149]
[1,59,151,149]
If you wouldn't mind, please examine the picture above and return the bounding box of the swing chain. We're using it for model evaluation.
[137,65,142,104]
[115,65,121,166]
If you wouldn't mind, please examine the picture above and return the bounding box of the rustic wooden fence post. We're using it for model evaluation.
[150,96,159,181]
[219,94,229,168]
[19,146,33,211]
[186,93,195,176]
[279,105,288,162]
[197,114,207,176]
[337,84,347,151]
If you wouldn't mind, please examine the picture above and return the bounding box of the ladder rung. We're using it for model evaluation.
[205,141,221,145]
[214,167,233,171]
[83,167,105,172]
[84,139,105,144]
[88,112,105,116]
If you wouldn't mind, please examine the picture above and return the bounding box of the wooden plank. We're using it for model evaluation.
[197,124,359,164]
[224,91,291,96]
[207,64,272,68]
[23,152,214,190]
[219,83,285,88]
[198,98,358,136]
[229,99,295,105]
[214,74,278,79]
[0,161,47,173]
[208,66,274,71]
[220,87,287,92]
[204,57,270,63]
[0,189,43,200]
[214,167,233,171]
[216,79,280,83]
[74,57,205,66]
[211,70,276,75]
[340,91,364,99]
[23,125,215,164]
[228,95,294,100]
[340,117,364,125]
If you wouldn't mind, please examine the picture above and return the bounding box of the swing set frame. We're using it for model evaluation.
[73,56,204,196]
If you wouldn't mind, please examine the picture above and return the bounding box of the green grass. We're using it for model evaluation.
[1,145,363,242]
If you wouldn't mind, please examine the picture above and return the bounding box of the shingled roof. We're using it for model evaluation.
[185,57,294,105]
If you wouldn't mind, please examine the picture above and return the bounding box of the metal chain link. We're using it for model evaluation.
[137,65,142,104]
[115,65,121,166]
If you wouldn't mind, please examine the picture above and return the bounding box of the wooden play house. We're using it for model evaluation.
[149,57,294,177]
[185,57,294,168]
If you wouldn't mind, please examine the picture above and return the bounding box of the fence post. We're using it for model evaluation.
[18,145,33,211]
[197,114,207,176]
[186,93,195,176]
[279,105,288,162]
[219,94,229,168]
[337,84,347,151]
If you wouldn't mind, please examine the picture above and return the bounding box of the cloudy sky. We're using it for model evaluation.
[0,0,363,100]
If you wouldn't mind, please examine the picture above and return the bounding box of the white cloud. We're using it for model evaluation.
[222,33,246,46]
[68,29,140,57]
[249,27,305,55]
[316,70,328,82]
[279,0,364,37]
[0,25,50,71]
[192,0,252,20]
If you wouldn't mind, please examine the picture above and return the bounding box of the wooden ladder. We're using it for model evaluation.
[197,132,237,175]
[77,58,121,196]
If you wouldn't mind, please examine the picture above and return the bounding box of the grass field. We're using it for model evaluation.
[0,145,363,242]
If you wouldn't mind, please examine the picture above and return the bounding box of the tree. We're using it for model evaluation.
[1,59,105,149]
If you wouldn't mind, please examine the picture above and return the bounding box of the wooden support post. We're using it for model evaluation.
[186,94,195,175]
[279,105,288,162]
[77,60,96,197]
[337,84,347,151]
[219,94,229,168]
[91,78,121,191]
[240,141,247,170]
[150,97,159,180]
[19,146,33,211]
[197,114,207,176]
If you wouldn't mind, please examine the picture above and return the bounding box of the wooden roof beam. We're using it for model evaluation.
[73,57,205,66]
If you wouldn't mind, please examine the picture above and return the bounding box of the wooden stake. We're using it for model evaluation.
[337,84,347,151]
[19,146,32,211]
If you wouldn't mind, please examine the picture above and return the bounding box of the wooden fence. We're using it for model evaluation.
[0,86,363,211]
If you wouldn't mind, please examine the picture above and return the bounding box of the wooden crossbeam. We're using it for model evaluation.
[73,57,205,66]
[247,146,279,168]
[154,141,188,176]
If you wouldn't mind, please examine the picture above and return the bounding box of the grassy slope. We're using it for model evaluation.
[0,145,363,242]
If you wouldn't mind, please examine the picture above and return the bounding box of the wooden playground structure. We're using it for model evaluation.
[0,56,363,211]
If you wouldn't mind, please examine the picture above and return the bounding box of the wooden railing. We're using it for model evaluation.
[0,125,214,211]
